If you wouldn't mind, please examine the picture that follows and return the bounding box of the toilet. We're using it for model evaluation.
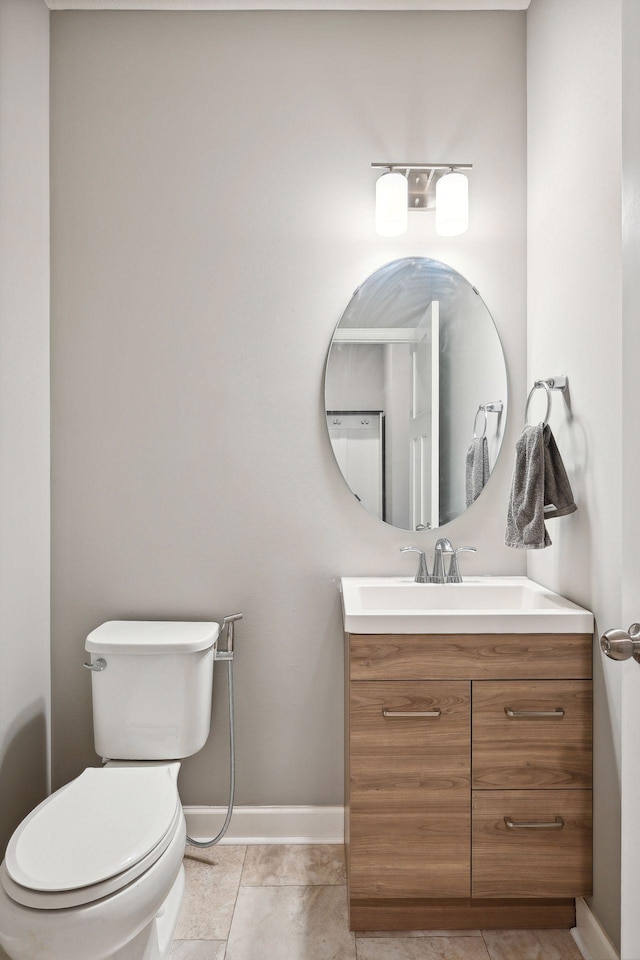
[0,619,220,960]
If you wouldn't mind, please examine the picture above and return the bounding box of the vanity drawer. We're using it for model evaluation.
[472,680,592,789]
[472,790,592,899]
[348,633,592,681]
[349,681,470,898]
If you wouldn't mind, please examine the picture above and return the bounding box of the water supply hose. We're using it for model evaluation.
[185,614,241,848]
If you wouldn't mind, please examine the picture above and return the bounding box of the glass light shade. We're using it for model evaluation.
[435,171,469,237]
[375,171,408,237]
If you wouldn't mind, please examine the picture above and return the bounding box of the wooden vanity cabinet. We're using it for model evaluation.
[345,632,593,931]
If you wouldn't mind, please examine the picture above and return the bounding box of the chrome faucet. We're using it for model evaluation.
[432,538,454,583]
[433,538,477,584]
[400,546,433,584]
[401,541,477,584]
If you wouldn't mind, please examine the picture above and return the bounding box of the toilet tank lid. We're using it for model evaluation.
[86,620,220,654]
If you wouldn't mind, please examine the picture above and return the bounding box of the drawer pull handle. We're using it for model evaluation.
[382,708,441,718]
[504,707,565,719]
[504,816,564,830]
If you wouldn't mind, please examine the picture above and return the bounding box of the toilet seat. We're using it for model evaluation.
[2,765,182,910]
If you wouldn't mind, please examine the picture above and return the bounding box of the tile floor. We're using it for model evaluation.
[171,844,585,960]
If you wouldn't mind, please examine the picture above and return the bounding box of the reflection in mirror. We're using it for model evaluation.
[324,258,508,531]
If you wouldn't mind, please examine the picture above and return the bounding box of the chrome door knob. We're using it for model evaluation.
[600,624,640,662]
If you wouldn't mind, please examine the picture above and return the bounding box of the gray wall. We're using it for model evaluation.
[527,0,623,947]
[50,9,527,804]
[0,0,50,856]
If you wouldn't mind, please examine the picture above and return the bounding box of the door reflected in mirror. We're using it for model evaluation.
[324,258,508,531]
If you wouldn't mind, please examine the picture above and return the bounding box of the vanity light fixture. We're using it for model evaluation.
[372,163,473,238]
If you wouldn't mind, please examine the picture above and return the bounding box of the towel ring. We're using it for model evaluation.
[473,406,488,440]
[524,380,552,426]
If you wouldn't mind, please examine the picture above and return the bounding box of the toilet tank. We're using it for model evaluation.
[85,620,219,760]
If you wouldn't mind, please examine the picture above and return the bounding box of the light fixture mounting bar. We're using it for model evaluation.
[371,163,473,171]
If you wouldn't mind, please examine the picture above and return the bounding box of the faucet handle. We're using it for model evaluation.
[446,546,477,583]
[400,546,431,584]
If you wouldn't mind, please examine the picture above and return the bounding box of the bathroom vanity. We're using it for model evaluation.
[342,577,594,931]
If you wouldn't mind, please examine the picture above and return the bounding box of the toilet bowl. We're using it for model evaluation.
[0,619,221,960]
[0,763,187,960]
[0,762,186,960]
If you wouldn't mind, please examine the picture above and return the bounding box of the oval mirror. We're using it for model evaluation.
[324,257,507,530]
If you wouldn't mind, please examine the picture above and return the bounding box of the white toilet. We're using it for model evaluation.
[0,619,220,960]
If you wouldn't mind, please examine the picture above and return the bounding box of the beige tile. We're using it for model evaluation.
[241,844,346,886]
[174,844,246,941]
[357,938,491,960]
[357,932,482,939]
[226,884,356,960]
[482,929,583,960]
[171,942,226,959]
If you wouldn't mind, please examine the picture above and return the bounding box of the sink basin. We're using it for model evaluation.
[340,576,594,634]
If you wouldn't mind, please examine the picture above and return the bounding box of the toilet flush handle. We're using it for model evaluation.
[83,657,107,671]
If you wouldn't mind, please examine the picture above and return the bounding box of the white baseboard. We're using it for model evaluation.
[572,898,620,960]
[183,805,345,844]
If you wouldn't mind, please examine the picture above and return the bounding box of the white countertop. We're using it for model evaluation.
[340,576,594,635]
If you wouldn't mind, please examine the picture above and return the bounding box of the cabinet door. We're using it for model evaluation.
[349,680,470,899]
[473,680,592,789]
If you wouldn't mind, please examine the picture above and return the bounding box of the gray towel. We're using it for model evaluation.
[505,423,577,549]
[466,436,490,507]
